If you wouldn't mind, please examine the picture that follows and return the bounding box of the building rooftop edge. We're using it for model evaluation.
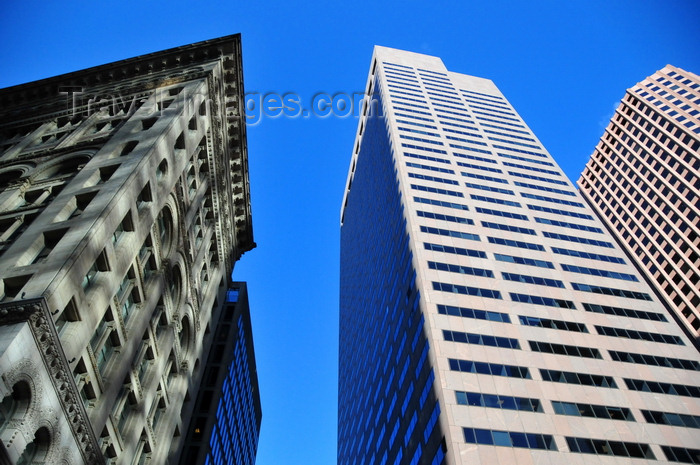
[0,33,255,255]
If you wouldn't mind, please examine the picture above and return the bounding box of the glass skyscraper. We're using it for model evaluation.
[338,47,700,464]
[179,282,262,465]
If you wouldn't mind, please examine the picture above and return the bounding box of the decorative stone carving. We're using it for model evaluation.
[25,299,104,465]
[0,301,42,326]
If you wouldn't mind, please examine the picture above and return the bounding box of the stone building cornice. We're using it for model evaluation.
[0,33,254,256]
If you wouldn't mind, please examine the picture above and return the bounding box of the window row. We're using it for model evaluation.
[403,151,450,164]
[405,161,453,174]
[428,260,493,278]
[456,391,541,412]
[529,340,601,359]
[502,272,564,288]
[572,283,652,301]
[566,437,654,459]
[433,281,502,299]
[413,192,469,211]
[552,401,634,421]
[424,242,485,258]
[595,325,684,345]
[411,183,463,198]
[520,192,583,207]
[583,302,667,322]
[419,225,479,241]
[625,378,700,398]
[561,264,638,282]
[610,350,699,371]
[643,409,700,429]
[463,428,556,451]
[443,330,520,349]
[448,358,530,379]
[437,304,510,323]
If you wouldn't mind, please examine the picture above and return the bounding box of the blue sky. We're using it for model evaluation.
[1,1,698,464]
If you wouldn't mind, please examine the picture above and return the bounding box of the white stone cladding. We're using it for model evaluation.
[342,47,700,464]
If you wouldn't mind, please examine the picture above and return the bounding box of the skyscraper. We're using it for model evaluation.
[178,282,262,465]
[339,47,700,465]
[578,65,700,344]
[0,35,258,465]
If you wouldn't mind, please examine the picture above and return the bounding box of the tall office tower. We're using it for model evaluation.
[0,35,257,465]
[578,65,700,344]
[178,282,262,465]
[339,47,700,465]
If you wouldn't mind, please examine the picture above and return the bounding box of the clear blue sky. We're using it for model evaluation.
[1,1,698,464]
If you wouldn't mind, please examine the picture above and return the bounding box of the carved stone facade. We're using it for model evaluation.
[0,35,254,465]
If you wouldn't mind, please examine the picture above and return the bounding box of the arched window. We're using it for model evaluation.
[0,380,31,431]
[179,315,191,355]
[169,265,183,310]
[157,206,175,257]
[16,426,50,465]
[0,168,27,188]
[33,154,92,182]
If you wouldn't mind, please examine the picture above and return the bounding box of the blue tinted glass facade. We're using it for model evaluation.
[339,86,445,465]
[179,283,262,465]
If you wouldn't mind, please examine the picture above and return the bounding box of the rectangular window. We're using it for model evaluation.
[417,210,473,225]
[520,192,583,207]
[529,340,601,359]
[518,315,587,333]
[475,207,528,221]
[610,350,699,371]
[540,369,617,388]
[465,182,514,195]
[463,428,556,450]
[561,264,638,282]
[433,282,502,299]
[482,221,536,235]
[404,152,450,164]
[642,409,700,428]
[456,391,541,412]
[495,253,553,268]
[566,437,654,459]
[488,236,544,251]
[411,184,464,198]
[543,231,614,248]
[583,302,667,321]
[595,325,684,345]
[406,161,454,174]
[408,172,457,185]
[552,401,634,421]
[551,247,625,264]
[514,181,576,196]
[420,225,479,242]
[471,194,521,207]
[428,261,493,278]
[572,283,652,301]
[424,243,485,258]
[448,358,530,379]
[502,272,564,288]
[510,293,575,309]
[444,330,520,349]
[527,204,593,219]
[437,304,509,323]
[535,217,603,234]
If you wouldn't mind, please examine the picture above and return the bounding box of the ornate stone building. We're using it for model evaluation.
[0,34,254,464]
